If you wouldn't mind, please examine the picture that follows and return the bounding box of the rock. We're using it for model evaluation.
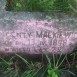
[0,0,6,11]
[0,0,77,55]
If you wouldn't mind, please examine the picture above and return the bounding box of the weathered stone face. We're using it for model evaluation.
[0,19,77,54]
[0,0,6,11]
[0,0,77,55]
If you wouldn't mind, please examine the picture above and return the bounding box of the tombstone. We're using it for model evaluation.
[0,0,77,57]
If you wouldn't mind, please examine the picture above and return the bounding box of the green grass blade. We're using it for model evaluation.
[52,54,55,68]
[56,53,63,67]
[15,54,30,68]
[58,55,66,68]
[45,53,51,68]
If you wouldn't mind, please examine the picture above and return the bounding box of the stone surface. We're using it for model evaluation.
[0,0,6,11]
[0,19,77,54]
[0,0,77,55]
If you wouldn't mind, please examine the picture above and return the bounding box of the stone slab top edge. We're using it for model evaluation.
[0,0,77,31]
[0,11,75,20]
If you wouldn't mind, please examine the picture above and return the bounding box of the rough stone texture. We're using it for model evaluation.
[0,0,6,11]
[0,0,77,55]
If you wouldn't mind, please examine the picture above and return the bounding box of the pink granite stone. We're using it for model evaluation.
[0,19,77,54]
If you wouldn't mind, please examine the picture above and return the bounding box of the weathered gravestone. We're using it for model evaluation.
[0,0,77,56]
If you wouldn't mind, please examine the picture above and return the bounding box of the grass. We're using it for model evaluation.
[6,0,69,12]
[5,0,77,17]
[0,52,77,77]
